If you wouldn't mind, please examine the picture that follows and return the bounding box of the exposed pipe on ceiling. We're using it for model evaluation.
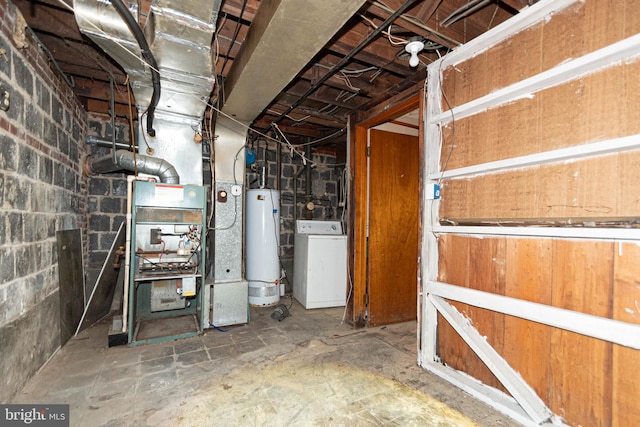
[110,0,160,137]
[269,0,423,129]
[84,150,180,184]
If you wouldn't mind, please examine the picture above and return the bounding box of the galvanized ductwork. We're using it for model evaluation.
[84,150,180,184]
[74,0,221,185]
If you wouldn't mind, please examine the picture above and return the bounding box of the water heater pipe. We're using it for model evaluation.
[304,144,312,202]
[84,149,180,184]
[293,161,316,224]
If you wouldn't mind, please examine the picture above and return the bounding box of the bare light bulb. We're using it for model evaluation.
[405,39,425,68]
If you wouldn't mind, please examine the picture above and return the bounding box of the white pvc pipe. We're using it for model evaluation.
[121,176,134,333]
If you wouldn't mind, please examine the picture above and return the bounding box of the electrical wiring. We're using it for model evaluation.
[59,0,342,171]
[212,16,222,72]
[292,129,346,147]
[206,115,216,230]
[271,123,312,166]
[266,109,310,123]
[319,104,340,115]
[201,99,314,167]
[339,164,351,324]
[359,14,409,46]
[268,189,283,284]
[125,76,138,176]
[335,71,361,92]
[315,63,379,75]
[208,191,239,231]
[387,24,408,46]
[429,49,454,240]
[436,50,455,185]
[372,0,460,48]
[488,4,500,30]
[219,0,249,76]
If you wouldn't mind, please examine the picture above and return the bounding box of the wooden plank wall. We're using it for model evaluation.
[433,1,640,426]
[438,236,640,425]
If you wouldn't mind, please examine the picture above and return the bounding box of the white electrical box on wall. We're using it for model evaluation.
[426,183,441,200]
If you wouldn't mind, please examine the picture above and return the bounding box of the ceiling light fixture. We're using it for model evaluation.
[405,38,425,68]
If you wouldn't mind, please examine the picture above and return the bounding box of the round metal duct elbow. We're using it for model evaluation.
[131,154,180,184]
[84,150,180,184]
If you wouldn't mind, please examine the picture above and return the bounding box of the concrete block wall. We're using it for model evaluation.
[85,113,130,271]
[248,144,344,288]
[0,1,88,402]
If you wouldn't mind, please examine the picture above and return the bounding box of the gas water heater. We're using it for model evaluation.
[245,189,281,306]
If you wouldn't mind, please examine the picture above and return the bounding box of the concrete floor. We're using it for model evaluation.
[13,299,520,426]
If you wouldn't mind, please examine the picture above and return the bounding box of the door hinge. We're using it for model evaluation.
[365,146,371,157]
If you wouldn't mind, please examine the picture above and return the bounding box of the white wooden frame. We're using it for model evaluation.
[419,0,640,425]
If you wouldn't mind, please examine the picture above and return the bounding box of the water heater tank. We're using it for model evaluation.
[245,189,280,306]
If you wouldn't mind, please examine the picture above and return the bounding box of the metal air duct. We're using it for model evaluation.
[74,0,222,185]
[84,150,180,184]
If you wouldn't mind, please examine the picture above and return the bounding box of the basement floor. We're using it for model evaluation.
[14,299,520,427]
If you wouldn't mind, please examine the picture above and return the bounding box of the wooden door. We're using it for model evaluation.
[367,129,419,326]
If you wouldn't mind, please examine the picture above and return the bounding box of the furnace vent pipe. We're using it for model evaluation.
[84,150,179,184]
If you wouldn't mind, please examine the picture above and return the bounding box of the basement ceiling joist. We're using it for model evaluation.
[13,0,537,150]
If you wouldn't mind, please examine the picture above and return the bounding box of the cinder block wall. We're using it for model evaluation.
[0,2,88,402]
[85,113,130,271]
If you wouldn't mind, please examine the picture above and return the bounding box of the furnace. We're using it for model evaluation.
[127,181,206,345]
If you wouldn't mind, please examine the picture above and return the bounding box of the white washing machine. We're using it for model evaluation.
[293,220,347,309]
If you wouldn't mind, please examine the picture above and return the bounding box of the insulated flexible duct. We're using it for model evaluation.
[84,150,180,184]
[110,0,160,137]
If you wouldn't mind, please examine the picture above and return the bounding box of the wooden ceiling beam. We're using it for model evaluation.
[299,66,379,97]
[355,66,427,114]
[83,98,137,118]
[364,1,463,47]
[499,0,535,12]
[219,0,260,23]
[14,0,82,41]
[264,100,347,127]
[250,119,322,138]
[415,0,444,23]
[325,40,408,77]
[74,76,131,105]
[281,82,362,111]
[340,21,407,65]
[59,62,127,84]
[34,32,123,76]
